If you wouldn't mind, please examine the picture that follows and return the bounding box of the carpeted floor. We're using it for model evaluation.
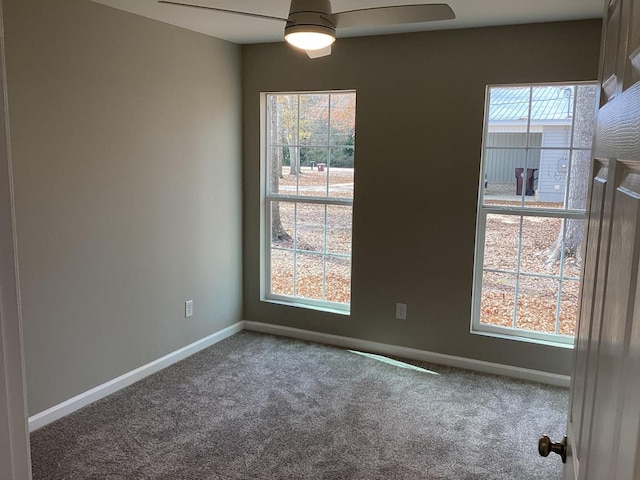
[30,331,568,479]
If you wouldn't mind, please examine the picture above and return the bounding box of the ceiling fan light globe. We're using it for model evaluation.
[285,31,335,50]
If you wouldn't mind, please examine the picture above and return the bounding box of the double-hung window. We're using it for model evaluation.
[472,83,597,344]
[263,91,356,312]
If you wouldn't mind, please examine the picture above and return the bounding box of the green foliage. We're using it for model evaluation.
[275,93,356,170]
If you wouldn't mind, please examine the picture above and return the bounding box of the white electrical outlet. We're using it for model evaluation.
[185,300,193,318]
[396,303,407,320]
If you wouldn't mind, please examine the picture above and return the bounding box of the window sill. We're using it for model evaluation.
[471,327,575,349]
[262,298,350,316]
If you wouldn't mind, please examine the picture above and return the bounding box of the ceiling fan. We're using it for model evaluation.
[158,0,455,58]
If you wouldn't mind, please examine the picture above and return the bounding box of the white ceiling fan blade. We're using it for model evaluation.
[306,45,332,58]
[335,4,455,29]
[157,1,287,23]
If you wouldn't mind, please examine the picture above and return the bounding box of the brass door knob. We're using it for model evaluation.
[538,435,567,463]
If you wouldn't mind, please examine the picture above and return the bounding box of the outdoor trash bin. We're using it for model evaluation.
[515,168,538,196]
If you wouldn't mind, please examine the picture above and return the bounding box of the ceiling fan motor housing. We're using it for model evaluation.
[285,0,336,38]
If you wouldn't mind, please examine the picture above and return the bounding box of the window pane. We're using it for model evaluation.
[269,95,299,146]
[483,214,520,272]
[539,126,572,149]
[520,149,541,205]
[526,149,569,209]
[571,85,597,148]
[295,252,324,300]
[329,148,354,199]
[483,148,528,207]
[485,130,530,148]
[330,93,356,146]
[299,147,328,197]
[271,249,294,296]
[296,204,325,253]
[271,201,294,249]
[270,147,299,195]
[329,146,354,169]
[520,216,563,276]
[327,205,352,255]
[562,219,585,279]
[300,146,328,169]
[480,271,516,328]
[566,150,591,211]
[328,167,354,199]
[519,216,584,279]
[486,87,530,147]
[515,275,559,334]
[326,256,351,304]
[300,95,329,146]
[559,280,580,336]
[529,86,574,145]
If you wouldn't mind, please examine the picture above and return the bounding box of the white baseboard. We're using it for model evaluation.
[29,319,569,432]
[243,321,571,388]
[28,321,244,431]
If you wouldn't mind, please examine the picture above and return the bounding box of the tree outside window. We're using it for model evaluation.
[264,91,356,311]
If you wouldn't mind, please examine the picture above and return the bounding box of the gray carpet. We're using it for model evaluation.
[30,331,568,479]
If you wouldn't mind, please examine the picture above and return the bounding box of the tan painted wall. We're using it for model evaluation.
[242,20,602,376]
[5,0,243,414]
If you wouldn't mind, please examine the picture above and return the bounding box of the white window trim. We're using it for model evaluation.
[260,90,355,313]
[471,81,597,346]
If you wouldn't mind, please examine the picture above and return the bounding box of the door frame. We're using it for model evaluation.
[0,0,32,477]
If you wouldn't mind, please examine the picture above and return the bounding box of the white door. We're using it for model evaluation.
[544,0,640,478]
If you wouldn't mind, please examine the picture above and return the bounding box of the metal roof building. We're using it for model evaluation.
[489,86,575,122]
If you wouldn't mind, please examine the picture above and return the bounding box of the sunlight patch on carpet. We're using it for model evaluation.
[348,350,440,375]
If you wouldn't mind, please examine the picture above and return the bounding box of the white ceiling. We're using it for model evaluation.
[90,0,603,45]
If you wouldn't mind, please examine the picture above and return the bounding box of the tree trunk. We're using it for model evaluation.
[287,146,298,176]
[546,85,596,265]
[270,96,292,242]
[271,146,291,242]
